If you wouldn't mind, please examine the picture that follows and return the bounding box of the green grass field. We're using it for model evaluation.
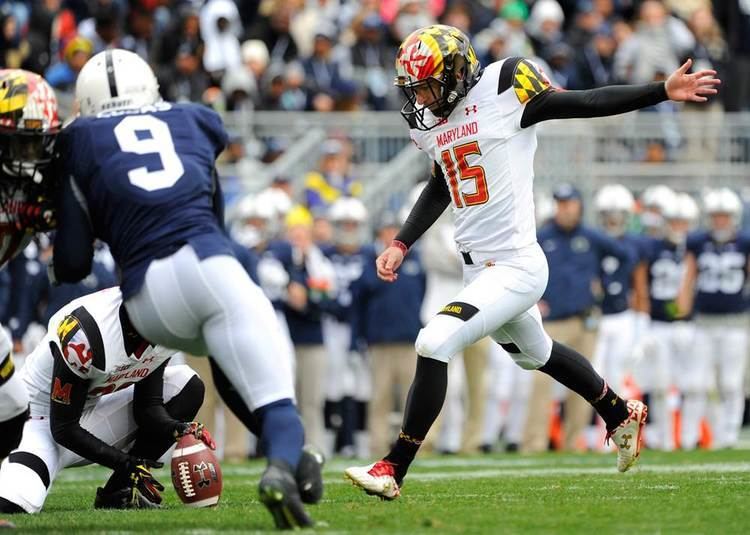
[7,449,749,533]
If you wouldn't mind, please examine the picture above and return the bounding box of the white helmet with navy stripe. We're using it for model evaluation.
[75,49,160,117]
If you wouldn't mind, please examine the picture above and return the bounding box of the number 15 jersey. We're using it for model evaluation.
[409,58,549,253]
[59,102,231,298]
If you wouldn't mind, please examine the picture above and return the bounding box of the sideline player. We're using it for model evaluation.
[345,24,719,498]
[677,188,749,449]
[0,69,61,457]
[0,287,209,514]
[50,50,312,528]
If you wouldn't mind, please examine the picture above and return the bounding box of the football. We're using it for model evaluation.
[171,433,223,507]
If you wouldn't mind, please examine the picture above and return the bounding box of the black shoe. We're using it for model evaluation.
[259,460,314,529]
[296,445,324,504]
[479,443,494,454]
[505,442,519,453]
[94,486,161,510]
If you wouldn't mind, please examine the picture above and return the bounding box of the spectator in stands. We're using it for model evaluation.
[302,23,354,112]
[440,2,473,35]
[246,0,299,64]
[350,14,396,111]
[45,36,93,92]
[280,61,309,111]
[525,184,631,453]
[715,0,750,111]
[572,26,617,89]
[241,39,271,107]
[391,0,438,43]
[303,139,362,212]
[353,213,426,457]
[526,0,565,63]
[0,10,30,68]
[614,0,695,85]
[200,0,243,82]
[152,5,202,71]
[158,41,211,104]
[221,67,255,112]
[291,0,343,59]
[121,5,155,61]
[267,205,337,451]
[78,2,122,53]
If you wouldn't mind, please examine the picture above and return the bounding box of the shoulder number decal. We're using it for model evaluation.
[113,115,185,192]
[440,141,489,208]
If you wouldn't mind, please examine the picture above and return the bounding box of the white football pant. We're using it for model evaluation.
[125,245,295,413]
[0,365,196,513]
[592,310,636,395]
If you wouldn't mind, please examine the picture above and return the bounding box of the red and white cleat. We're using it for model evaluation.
[344,460,401,500]
[607,399,648,473]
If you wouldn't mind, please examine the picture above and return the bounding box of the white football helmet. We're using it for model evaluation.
[231,194,275,248]
[663,192,699,244]
[594,184,634,237]
[329,197,368,248]
[703,187,743,242]
[75,49,160,116]
[640,184,675,236]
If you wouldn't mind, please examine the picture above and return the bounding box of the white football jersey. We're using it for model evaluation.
[410,58,550,253]
[22,287,176,413]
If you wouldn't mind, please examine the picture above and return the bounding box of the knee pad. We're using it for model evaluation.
[415,313,468,362]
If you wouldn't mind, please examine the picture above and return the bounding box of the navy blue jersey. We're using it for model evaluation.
[600,233,644,315]
[687,231,750,314]
[642,237,689,322]
[322,245,368,323]
[58,102,231,298]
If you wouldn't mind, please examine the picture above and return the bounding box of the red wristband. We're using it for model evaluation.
[391,240,408,255]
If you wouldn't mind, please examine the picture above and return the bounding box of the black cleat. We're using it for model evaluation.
[296,445,324,505]
[94,486,161,510]
[259,461,313,530]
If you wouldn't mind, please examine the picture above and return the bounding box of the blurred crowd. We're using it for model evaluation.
[2,0,749,116]
[3,177,750,460]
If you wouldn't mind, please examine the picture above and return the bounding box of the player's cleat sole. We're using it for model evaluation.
[607,399,648,473]
[296,445,325,504]
[344,461,401,500]
[259,461,314,530]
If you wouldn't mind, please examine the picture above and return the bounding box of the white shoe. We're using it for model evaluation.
[344,460,400,500]
[607,399,648,473]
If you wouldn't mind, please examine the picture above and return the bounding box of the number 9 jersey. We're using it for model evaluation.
[57,102,231,298]
[408,58,550,254]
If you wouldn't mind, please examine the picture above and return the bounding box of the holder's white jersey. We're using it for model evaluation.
[410,58,550,253]
[21,287,176,414]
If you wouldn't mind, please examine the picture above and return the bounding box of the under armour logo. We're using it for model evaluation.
[465,105,477,116]
[620,433,632,449]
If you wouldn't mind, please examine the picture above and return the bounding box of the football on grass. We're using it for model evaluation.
[171,433,223,507]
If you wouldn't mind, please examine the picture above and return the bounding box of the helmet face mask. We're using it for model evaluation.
[395,25,480,131]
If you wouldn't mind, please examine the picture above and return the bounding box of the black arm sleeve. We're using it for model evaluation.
[48,343,131,470]
[52,175,94,283]
[520,82,669,128]
[132,360,182,437]
[394,164,451,249]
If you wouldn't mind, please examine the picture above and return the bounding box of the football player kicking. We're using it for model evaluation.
[0,286,210,514]
[50,50,313,528]
[345,25,720,499]
[0,69,61,458]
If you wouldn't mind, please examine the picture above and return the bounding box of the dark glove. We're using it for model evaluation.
[174,421,216,450]
[127,458,165,505]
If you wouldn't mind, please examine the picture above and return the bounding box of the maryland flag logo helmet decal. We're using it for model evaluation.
[395,25,481,130]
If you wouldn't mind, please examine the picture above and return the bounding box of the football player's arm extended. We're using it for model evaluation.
[520,83,668,128]
[48,342,131,470]
[51,175,94,284]
[132,360,184,438]
[394,164,451,249]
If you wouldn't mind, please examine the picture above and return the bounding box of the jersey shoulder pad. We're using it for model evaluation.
[55,306,106,378]
[179,103,229,154]
[497,57,551,104]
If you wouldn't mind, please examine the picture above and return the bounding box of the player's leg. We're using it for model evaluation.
[715,323,748,448]
[643,322,673,450]
[125,247,310,527]
[0,418,62,514]
[346,250,549,495]
[0,328,29,458]
[680,322,710,450]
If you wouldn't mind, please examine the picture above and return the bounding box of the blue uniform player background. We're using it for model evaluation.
[51,49,313,528]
